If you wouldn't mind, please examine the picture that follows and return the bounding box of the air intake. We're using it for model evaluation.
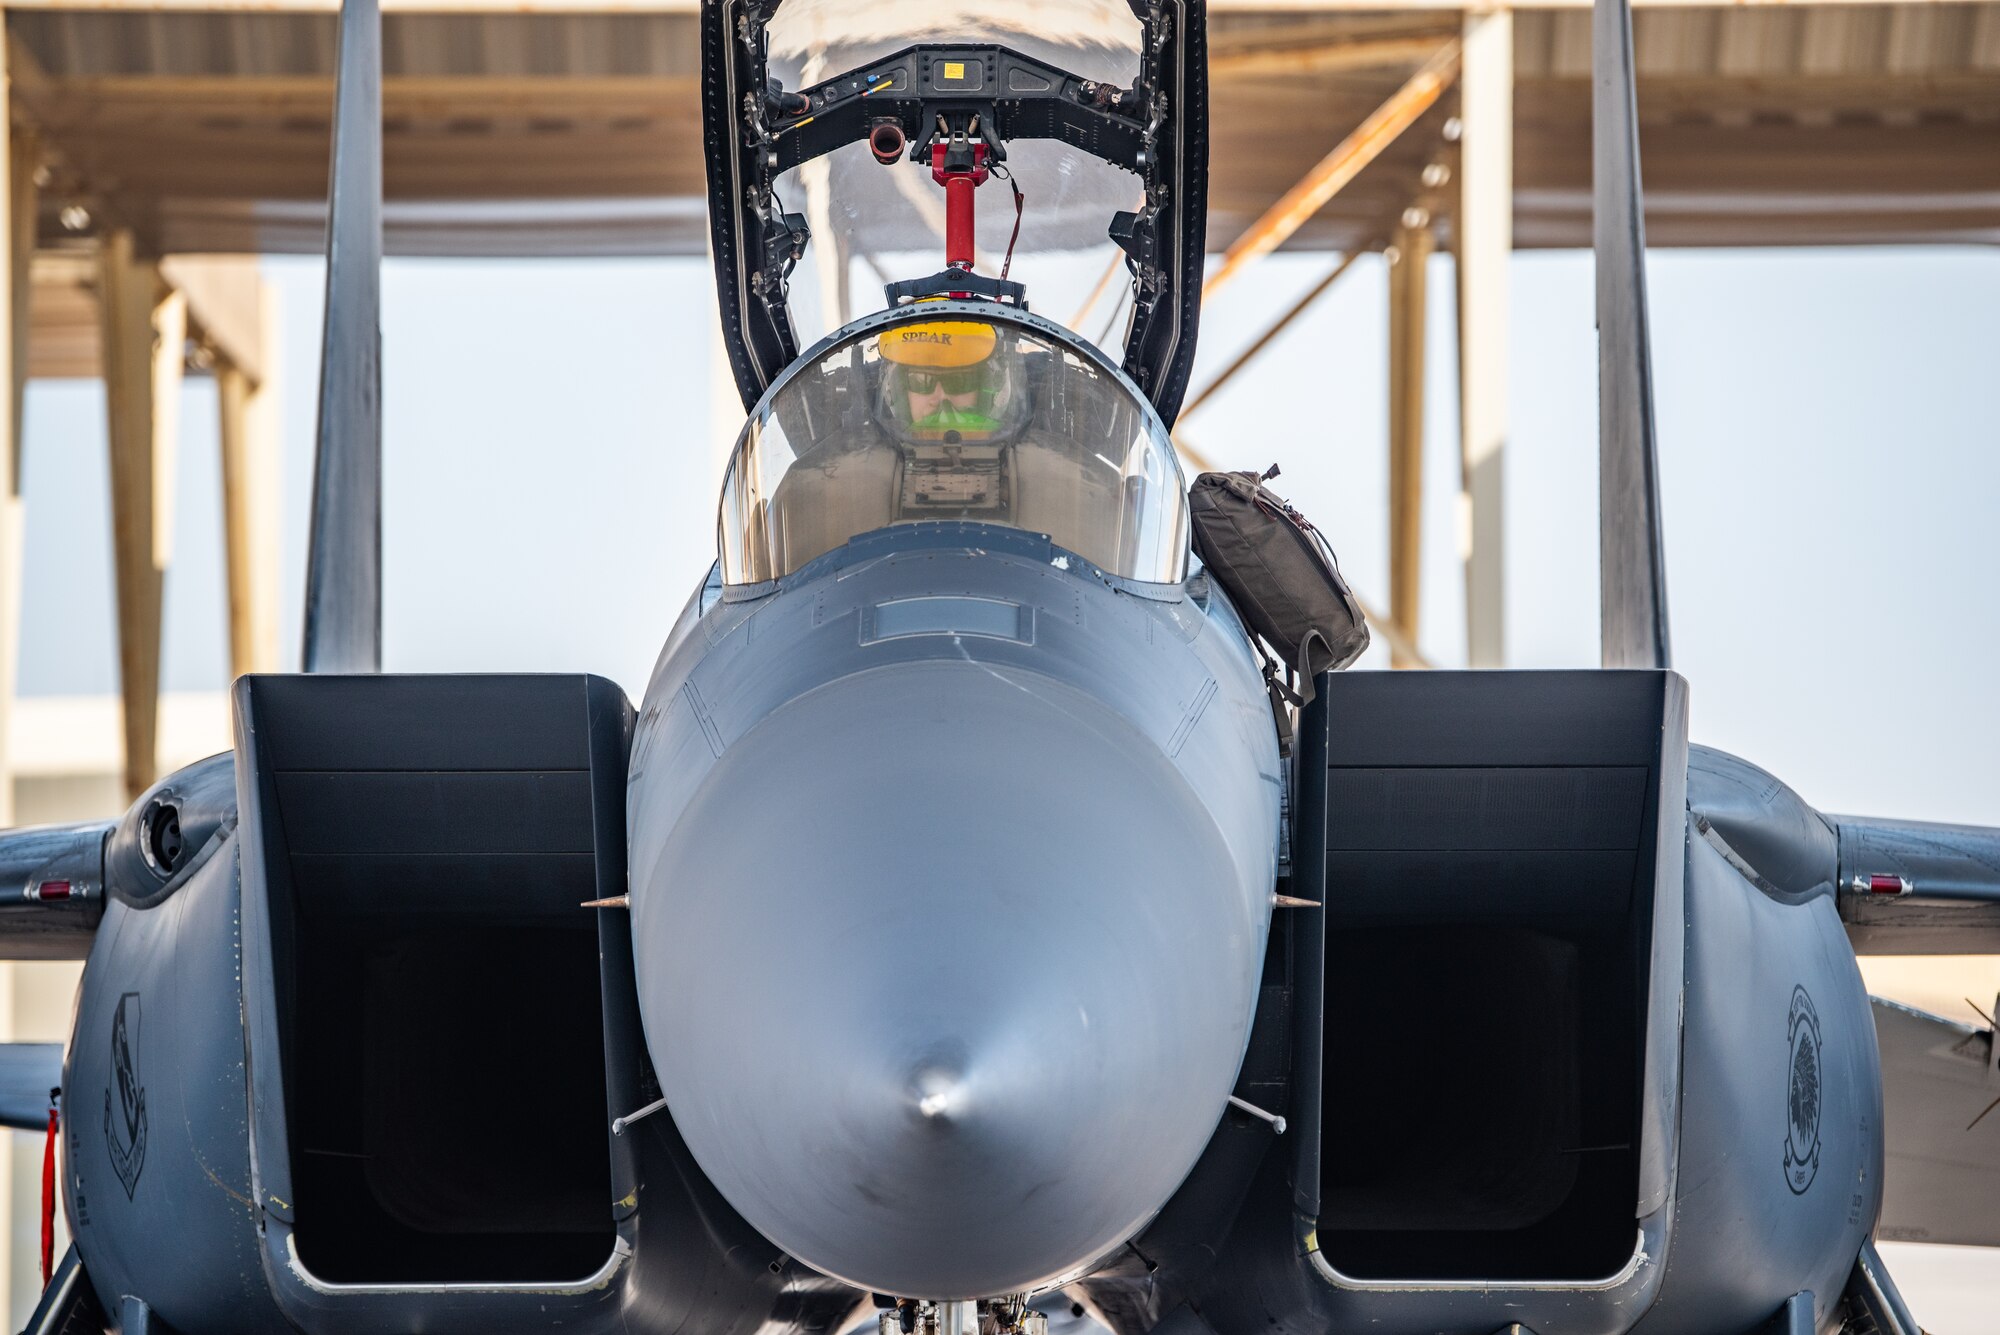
[235,674,634,1286]
[1304,670,1686,1283]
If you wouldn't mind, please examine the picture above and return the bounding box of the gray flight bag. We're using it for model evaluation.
[1188,466,1370,712]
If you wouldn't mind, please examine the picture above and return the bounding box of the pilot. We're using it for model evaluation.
[876,319,1027,445]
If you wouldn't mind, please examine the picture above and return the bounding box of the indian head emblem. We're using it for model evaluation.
[1784,985,1822,1195]
[104,992,148,1199]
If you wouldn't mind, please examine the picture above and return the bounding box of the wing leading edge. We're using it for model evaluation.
[1689,745,2000,954]
[1836,815,2000,955]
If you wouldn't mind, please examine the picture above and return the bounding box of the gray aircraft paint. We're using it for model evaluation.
[1594,0,1672,670]
[8,574,1973,1335]
[66,829,289,1333]
[1155,678,1919,1335]
[1174,672,1684,1335]
[1630,830,1880,1335]
[300,0,382,673]
[627,524,1283,1299]
[2,0,1990,1322]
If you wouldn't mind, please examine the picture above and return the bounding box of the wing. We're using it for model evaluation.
[0,753,235,963]
[0,820,115,961]
[0,1043,63,1132]
[1686,746,2000,953]
[1872,996,2000,1247]
[1836,815,2000,954]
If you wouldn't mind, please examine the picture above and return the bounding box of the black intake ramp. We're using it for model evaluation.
[235,674,634,1287]
[1311,670,1682,1283]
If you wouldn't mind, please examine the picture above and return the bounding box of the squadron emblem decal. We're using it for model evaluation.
[105,992,148,1199]
[1784,985,1822,1194]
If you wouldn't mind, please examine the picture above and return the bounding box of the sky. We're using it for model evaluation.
[12,243,2000,1325]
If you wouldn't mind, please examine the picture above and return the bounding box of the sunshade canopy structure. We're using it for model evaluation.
[10,0,1998,260]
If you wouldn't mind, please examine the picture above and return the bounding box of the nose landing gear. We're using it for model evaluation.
[883,1297,1050,1335]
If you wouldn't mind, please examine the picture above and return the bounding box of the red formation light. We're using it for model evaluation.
[1866,873,1911,896]
[34,881,70,901]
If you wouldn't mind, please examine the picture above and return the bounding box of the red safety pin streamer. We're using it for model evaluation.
[41,1090,59,1285]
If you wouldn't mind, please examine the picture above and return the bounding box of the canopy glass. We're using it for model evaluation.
[719,310,1189,586]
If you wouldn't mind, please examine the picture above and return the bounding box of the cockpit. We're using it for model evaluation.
[718,308,1189,585]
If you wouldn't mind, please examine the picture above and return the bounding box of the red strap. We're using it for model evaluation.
[41,1102,58,1286]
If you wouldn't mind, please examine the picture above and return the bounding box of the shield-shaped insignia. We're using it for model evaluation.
[1783,985,1822,1195]
[105,992,148,1199]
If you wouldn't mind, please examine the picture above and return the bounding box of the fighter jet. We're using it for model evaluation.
[0,1,1992,1333]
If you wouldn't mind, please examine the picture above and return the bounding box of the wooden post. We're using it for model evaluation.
[99,231,184,800]
[216,281,280,677]
[0,59,34,828]
[1456,6,1511,668]
[160,255,280,676]
[1388,216,1432,669]
[8,132,32,470]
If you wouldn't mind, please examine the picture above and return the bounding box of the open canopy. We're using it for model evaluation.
[701,0,1209,425]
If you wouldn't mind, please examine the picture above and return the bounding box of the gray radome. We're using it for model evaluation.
[630,659,1268,1298]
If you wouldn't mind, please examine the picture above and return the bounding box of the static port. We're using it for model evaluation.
[869,121,906,165]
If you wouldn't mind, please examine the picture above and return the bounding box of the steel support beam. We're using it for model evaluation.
[1207,0,1992,8]
[160,256,267,388]
[99,230,184,799]
[4,0,1972,14]
[216,280,280,677]
[1181,249,1362,422]
[1203,39,1460,302]
[1166,428,1217,475]
[1178,240,1429,666]
[1455,6,1510,668]
[1210,32,1458,80]
[1388,216,1432,669]
[1359,597,1432,670]
[1067,251,1124,332]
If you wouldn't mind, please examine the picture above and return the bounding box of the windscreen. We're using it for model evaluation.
[767,0,1144,350]
[719,313,1188,585]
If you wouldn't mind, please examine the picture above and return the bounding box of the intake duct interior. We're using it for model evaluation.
[238,675,634,1285]
[1311,671,1674,1282]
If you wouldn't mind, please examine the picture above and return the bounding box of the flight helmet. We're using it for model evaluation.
[875,318,1030,445]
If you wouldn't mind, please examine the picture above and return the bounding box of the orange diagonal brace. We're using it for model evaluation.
[1203,39,1461,301]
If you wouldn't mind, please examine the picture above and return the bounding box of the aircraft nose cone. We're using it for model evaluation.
[629,659,1267,1300]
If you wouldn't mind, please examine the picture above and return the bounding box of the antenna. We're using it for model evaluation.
[1594,0,1672,670]
[301,0,383,673]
